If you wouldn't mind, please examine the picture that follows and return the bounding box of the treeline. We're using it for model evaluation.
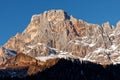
[1,58,120,80]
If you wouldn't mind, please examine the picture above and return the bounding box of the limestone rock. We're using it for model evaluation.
[2,9,120,65]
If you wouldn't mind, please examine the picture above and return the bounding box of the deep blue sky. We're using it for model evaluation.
[0,0,120,45]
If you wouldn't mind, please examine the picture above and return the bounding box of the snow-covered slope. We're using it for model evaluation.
[1,10,120,65]
[2,47,16,56]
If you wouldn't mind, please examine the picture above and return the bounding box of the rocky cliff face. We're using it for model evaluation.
[0,9,120,71]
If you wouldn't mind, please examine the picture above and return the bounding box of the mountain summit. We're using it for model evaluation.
[1,10,120,79]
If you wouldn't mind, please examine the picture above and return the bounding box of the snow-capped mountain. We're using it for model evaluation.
[2,10,120,65]
[1,10,120,79]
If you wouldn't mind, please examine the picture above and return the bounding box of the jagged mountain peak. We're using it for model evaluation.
[1,9,120,66]
[2,9,120,79]
[116,20,120,26]
[30,10,70,25]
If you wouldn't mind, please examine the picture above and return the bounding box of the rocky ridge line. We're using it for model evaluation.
[1,10,120,65]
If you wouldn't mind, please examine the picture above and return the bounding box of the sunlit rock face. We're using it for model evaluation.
[1,9,120,67]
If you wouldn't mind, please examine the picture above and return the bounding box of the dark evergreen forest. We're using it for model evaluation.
[0,58,120,80]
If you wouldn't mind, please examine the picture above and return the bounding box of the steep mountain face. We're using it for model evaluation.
[0,53,59,78]
[1,10,120,78]
[2,10,120,64]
